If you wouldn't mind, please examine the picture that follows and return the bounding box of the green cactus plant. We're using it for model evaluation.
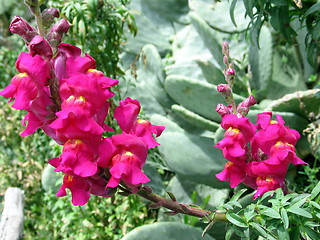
[122,222,215,240]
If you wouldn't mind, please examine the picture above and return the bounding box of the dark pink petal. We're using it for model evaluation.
[114,97,140,132]
[97,137,116,167]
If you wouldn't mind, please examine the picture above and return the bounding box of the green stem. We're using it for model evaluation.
[34,7,45,37]
[25,0,45,37]
[136,187,227,222]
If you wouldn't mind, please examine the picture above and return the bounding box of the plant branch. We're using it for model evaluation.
[136,186,227,222]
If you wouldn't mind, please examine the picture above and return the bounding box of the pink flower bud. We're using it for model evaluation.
[47,19,70,48]
[42,8,60,27]
[29,35,53,59]
[226,68,235,76]
[221,41,229,56]
[217,84,233,104]
[216,103,232,117]
[9,16,37,43]
[217,84,231,94]
[237,96,257,117]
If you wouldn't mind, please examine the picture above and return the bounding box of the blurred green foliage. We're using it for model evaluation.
[0,0,319,239]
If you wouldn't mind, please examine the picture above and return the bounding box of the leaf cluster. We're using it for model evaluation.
[230,0,320,66]
[218,184,320,240]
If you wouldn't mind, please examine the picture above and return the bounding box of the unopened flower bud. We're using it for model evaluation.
[47,19,70,51]
[217,84,231,94]
[226,68,235,76]
[236,95,257,117]
[42,8,60,28]
[222,41,229,56]
[9,16,37,43]
[240,95,257,108]
[216,103,232,117]
[217,84,234,105]
[29,35,53,59]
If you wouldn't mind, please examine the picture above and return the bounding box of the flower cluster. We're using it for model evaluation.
[215,111,307,199]
[1,10,164,205]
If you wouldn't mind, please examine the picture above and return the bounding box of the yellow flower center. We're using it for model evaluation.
[87,68,103,76]
[17,72,28,78]
[226,127,240,137]
[124,151,134,157]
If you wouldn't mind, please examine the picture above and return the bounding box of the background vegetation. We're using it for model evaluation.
[0,0,319,239]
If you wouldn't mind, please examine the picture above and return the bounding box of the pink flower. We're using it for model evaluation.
[53,43,81,80]
[114,97,165,148]
[216,162,246,188]
[55,172,113,206]
[114,97,140,132]
[98,133,150,191]
[0,73,37,110]
[56,174,91,206]
[59,73,117,112]
[253,176,282,200]
[20,90,56,137]
[49,138,99,177]
[15,52,51,87]
[0,52,51,110]
[49,95,105,142]
[251,113,302,161]
[215,114,256,163]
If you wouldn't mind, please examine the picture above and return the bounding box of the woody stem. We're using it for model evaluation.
[136,187,227,221]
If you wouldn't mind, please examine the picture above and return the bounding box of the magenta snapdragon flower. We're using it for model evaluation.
[114,97,165,148]
[215,112,306,198]
[1,14,166,206]
[98,133,150,192]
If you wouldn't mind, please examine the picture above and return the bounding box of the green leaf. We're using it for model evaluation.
[165,75,244,122]
[249,25,273,99]
[265,89,320,119]
[257,190,275,203]
[310,201,320,210]
[228,201,242,209]
[305,3,320,16]
[280,207,289,229]
[300,226,320,240]
[189,12,224,69]
[311,181,320,200]
[222,203,234,211]
[244,204,257,221]
[121,222,215,240]
[287,206,313,218]
[225,228,234,240]
[226,213,247,228]
[165,176,229,212]
[242,0,254,18]
[250,222,267,238]
[202,220,216,237]
[290,194,311,206]
[230,189,248,202]
[195,60,225,85]
[229,0,238,27]
[41,164,61,192]
[124,12,170,55]
[277,225,290,240]
[171,105,220,132]
[259,207,281,219]
[189,0,250,33]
